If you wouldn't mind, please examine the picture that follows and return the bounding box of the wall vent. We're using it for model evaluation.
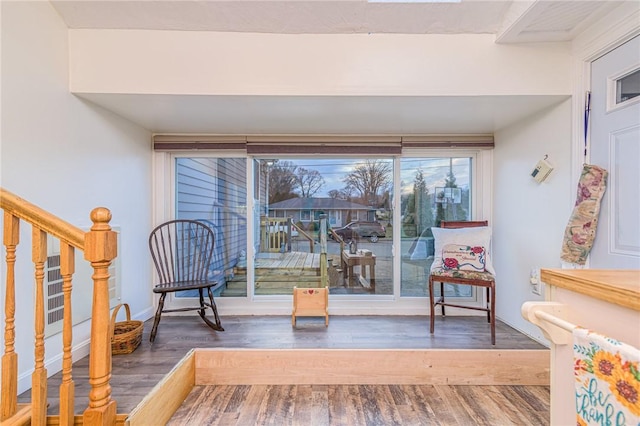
[44,227,121,337]
[46,254,64,326]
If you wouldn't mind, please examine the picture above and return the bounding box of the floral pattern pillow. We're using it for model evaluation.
[430,226,495,275]
[441,244,486,271]
[561,165,608,265]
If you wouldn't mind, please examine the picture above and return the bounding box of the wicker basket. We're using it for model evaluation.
[110,303,143,355]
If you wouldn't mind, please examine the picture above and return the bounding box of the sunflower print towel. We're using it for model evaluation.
[574,327,640,425]
[561,164,608,265]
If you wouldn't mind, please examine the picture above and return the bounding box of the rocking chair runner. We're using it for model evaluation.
[428,221,496,345]
[148,219,224,342]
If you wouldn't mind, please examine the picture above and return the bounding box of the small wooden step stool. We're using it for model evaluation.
[292,286,329,327]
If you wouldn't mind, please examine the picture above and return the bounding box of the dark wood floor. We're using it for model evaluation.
[168,383,550,426]
[25,315,548,421]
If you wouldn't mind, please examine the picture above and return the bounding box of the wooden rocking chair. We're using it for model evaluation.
[148,219,224,342]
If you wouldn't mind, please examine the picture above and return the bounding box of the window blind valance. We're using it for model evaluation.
[153,135,247,151]
[246,135,402,155]
[401,135,494,149]
[153,134,493,152]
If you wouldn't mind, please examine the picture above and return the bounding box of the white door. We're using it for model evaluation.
[589,36,640,269]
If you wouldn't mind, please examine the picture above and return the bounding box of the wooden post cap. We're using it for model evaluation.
[90,208,112,231]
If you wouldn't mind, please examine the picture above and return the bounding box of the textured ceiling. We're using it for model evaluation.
[51,0,631,134]
[51,0,624,41]
[51,1,510,34]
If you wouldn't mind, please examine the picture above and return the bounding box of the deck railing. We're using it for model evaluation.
[260,217,315,253]
[1,188,118,425]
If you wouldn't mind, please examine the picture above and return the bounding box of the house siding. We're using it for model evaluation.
[176,158,247,283]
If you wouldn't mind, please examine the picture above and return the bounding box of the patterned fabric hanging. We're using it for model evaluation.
[561,164,608,265]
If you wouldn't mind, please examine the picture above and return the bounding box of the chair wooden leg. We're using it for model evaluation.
[490,284,496,345]
[150,293,167,343]
[198,288,207,318]
[428,276,435,334]
[486,288,491,323]
[197,287,224,332]
[439,282,446,316]
[205,287,224,331]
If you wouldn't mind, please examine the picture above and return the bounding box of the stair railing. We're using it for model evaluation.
[261,216,315,253]
[1,188,118,426]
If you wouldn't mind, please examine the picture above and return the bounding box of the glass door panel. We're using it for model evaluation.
[400,157,472,297]
[257,158,393,296]
[175,157,248,298]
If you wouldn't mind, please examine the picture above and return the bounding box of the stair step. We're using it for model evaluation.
[220,288,247,297]
[256,280,321,290]
[193,348,550,386]
[225,279,248,289]
[254,287,323,295]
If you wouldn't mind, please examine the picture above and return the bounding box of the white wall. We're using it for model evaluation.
[1,1,153,393]
[69,30,571,96]
[493,99,573,343]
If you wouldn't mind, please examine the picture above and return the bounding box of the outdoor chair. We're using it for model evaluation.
[428,220,496,345]
[148,219,224,342]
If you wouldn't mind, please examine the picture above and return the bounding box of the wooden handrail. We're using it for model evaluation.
[290,222,315,253]
[1,187,118,425]
[329,228,345,254]
[0,188,84,249]
[261,217,316,253]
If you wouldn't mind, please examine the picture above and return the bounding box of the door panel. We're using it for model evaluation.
[589,36,640,268]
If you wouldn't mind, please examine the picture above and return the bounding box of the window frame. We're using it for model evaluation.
[153,147,492,315]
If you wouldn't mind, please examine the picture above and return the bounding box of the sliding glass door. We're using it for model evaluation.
[400,157,473,297]
[170,153,482,303]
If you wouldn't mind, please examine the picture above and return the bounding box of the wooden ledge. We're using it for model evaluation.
[541,269,640,312]
[194,348,549,386]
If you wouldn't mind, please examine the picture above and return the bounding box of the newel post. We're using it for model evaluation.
[82,208,117,425]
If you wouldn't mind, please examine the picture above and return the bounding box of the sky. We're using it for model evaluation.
[271,157,470,198]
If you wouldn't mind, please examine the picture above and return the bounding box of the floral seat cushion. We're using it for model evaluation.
[430,267,495,281]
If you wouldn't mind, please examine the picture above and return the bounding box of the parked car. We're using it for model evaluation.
[331,221,386,243]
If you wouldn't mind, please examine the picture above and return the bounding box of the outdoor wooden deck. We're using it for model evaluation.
[252,251,332,294]
[255,251,322,272]
[227,251,361,295]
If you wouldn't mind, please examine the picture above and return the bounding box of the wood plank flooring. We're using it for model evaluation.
[168,384,550,426]
[23,315,549,423]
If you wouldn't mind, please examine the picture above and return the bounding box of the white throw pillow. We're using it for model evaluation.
[431,226,495,275]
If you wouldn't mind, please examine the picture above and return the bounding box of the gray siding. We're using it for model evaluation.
[176,158,247,286]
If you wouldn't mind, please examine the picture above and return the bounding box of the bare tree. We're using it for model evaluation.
[295,168,325,198]
[328,188,354,200]
[342,160,392,206]
[268,161,298,203]
[328,189,342,199]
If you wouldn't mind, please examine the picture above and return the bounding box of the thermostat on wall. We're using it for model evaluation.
[531,157,554,183]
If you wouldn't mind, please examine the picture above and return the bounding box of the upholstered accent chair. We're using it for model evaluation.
[428,221,496,345]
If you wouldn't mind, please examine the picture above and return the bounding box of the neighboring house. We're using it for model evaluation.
[1,0,638,396]
[268,197,377,227]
